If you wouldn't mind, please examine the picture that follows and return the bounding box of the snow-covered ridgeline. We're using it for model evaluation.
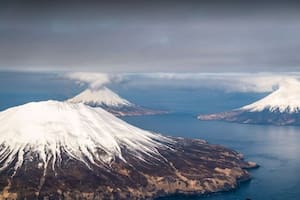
[0,101,171,173]
[67,87,132,107]
[240,78,300,113]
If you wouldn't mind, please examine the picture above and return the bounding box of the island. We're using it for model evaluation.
[0,101,258,200]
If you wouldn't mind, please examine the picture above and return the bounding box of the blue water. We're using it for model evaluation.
[0,72,81,111]
[1,72,300,200]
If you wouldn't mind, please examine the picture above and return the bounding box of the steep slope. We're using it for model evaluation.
[0,100,168,172]
[67,87,167,116]
[198,78,300,125]
[241,78,300,113]
[0,101,257,199]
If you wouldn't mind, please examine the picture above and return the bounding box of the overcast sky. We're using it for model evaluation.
[1,1,300,72]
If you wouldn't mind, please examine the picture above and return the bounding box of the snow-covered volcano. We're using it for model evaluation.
[241,78,300,113]
[0,100,168,173]
[67,87,132,107]
[0,100,256,199]
[198,78,300,125]
[67,87,167,116]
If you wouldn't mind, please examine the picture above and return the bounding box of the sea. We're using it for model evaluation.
[1,71,300,200]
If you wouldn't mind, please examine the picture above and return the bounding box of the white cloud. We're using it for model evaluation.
[65,72,300,93]
[66,72,110,89]
[125,72,300,93]
[66,72,125,89]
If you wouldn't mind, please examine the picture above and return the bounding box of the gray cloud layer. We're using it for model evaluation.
[1,1,300,72]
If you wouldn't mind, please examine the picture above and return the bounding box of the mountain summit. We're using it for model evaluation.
[198,78,300,125]
[67,87,132,107]
[67,87,167,116]
[0,100,256,199]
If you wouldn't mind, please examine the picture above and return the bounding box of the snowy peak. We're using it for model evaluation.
[198,78,300,126]
[67,87,133,107]
[0,101,170,173]
[67,87,167,117]
[241,78,300,113]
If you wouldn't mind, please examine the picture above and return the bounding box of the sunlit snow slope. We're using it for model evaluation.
[0,101,170,173]
[198,78,300,126]
[241,78,300,113]
[67,87,132,107]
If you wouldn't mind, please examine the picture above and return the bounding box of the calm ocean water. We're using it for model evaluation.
[1,72,300,200]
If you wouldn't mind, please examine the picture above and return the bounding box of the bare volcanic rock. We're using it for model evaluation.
[0,101,257,200]
[0,138,257,200]
[100,104,168,117]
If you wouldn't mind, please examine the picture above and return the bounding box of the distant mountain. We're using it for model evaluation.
[67,87,132,107]
[198,79,300,126]
[0,101,257,199]
[67,87,167,116]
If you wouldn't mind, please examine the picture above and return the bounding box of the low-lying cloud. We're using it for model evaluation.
[66,72,110,89]
[65,72,300,93]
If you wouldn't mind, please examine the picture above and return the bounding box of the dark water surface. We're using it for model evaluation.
[122,114,300,200]
[1,72,300,200]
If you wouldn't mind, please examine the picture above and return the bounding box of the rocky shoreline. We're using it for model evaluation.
[0,137,258,200]
[198,109,300,126]
[104,105,169,117]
